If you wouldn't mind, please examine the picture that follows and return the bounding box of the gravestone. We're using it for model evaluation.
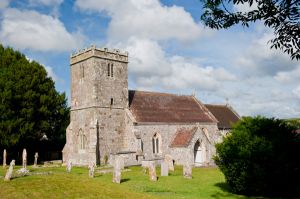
[88,161,96,178]
[22,149,27,169]
[161,160,168,176]
[33,152,38,168]
[112,156,123,184]
[183,164,192,179]
[3,149,6,168]
[66,161,72,173]
[4,160,15,181]
[165,154,174,171]
[149,161,157,182]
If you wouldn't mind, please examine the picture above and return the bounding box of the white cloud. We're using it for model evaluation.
[0,8,84,52]
[112,38,236,92]
[236,32,298,76]
[75,0,208,42]
[28,0,63,6]
[0,0,10,9]
[274,66,300,84]
[293,86,300,99]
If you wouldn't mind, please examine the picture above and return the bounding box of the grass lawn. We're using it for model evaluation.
[0,165,260,199]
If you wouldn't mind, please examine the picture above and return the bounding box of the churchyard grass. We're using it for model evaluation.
[0,165,259,199]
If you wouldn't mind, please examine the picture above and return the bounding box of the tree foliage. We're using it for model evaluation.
[200,0,300,60]
[0,44,69,152]
[215,116,300,196]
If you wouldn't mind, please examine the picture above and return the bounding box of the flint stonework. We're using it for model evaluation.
[149,161,157,182]
[183,164,192,179]
[4,160,15,181]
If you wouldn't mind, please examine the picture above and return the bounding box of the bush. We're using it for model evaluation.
[215,116,300,197]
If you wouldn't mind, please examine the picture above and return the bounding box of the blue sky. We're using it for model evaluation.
[0,0,299,118]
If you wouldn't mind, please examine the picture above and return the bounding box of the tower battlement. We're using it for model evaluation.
[70,45,128,65]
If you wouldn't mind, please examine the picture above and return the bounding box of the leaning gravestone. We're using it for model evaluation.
[88,161,96,178]
[149,161,157,182]
[4,160,15,181]
[33,152,38,168]
[3,149,7,169]
[161,160,168,176]
[112,156,123,184]
[22,149,27,169]
[66,161,72,173]
[183,164,192,179]
[165,154,174,171]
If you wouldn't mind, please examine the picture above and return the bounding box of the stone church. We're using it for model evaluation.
[62,46,240,167]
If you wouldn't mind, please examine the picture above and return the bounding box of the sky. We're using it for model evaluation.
[0,0,299,118]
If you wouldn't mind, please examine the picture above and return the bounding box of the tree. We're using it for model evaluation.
[215,116,300,196]
[0,44,69,159]
[200,0,300,60]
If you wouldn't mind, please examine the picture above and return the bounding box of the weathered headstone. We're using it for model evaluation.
[161,160,168,176]
[112,156,123,184]
[165,154,174,172]
[88,161,96,178]
[4,160,15,181]
[33,152,38,168]
[149,161,157,182]
[3,149,7,169]
[22,149,27,169]
[66,161,72,173]
[183,164,192,179]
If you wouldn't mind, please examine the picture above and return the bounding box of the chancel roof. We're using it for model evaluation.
[205,104,240,129]
[128,90,217,124]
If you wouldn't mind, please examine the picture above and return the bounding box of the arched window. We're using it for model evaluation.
[107,63,114,77]
[78,129,87,150]
[152,133,161,154]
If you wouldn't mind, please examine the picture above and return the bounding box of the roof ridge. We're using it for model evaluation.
[129,89,193,97]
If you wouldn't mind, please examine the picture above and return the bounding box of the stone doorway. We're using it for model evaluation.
[194,140,206,166]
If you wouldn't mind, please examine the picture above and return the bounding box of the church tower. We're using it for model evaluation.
[63,46,129,165]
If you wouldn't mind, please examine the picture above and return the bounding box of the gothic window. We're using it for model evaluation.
[78,129,87,150]
[152,133,161,154]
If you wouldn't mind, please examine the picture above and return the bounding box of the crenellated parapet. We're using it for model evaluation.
[70,45,129,65]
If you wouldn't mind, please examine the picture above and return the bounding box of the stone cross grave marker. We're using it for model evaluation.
[66,161,72,173]
[88,161,96,178]
[4,160,15,181]
[112,156,123,184]
[165,154,174,172]
[33,152,38,167]
[149,161,157,182]
[183,164,192,179]
[161,160,169,176]
[22,149,27,169]
[3,149,7,169]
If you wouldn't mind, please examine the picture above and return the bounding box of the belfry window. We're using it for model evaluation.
[107,63,114,77]
[152,133,161,154]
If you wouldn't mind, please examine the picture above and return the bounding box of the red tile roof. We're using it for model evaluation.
[129,90,217,123]
[170,127,197,147]
[205,104,240,129]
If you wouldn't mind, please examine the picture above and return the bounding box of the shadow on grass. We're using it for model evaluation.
[212,182,251,199]
[121,178,130,183]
